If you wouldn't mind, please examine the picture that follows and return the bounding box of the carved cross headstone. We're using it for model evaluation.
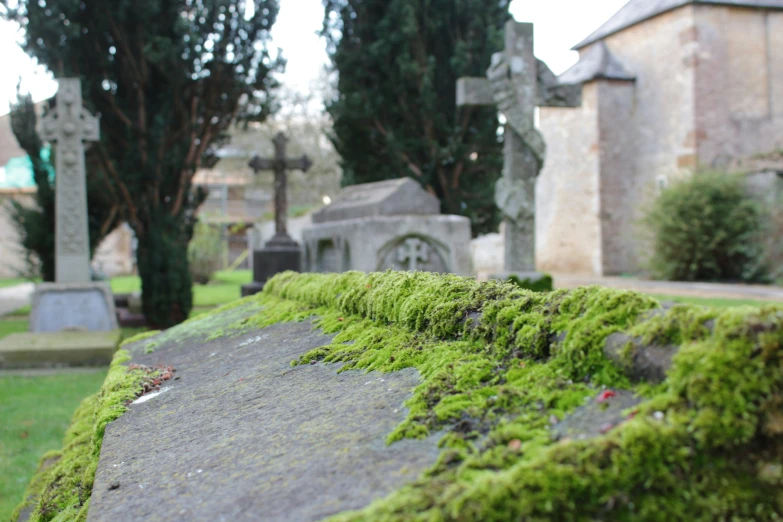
[397,238,430,271]
[249,132,312,246]
[457,21,581,274]
[40,79,100,283]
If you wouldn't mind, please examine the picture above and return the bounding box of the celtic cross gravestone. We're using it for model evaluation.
[457,20,581,279]
[28,78,118,333]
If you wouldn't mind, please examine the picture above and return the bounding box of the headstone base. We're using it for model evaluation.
[0,330,121,369]
[30,282,118,332]
[490,271,554,292]
[241,237,302,297]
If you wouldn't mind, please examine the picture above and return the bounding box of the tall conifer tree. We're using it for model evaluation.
[322,0,510,235]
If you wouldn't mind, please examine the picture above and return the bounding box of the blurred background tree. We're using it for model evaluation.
[322,0,509,236]
[1,0,285,327]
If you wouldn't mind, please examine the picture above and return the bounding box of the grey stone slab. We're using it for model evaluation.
[29,282,118,332]
[310,178,440,224]
[303,215,473,276]
[0,331,120,369]
[88,321,442,522]
[552,389,642,441]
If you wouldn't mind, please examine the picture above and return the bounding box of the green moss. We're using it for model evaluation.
[254,271,783,521]
[12,350,155,522]
[119,329,160,348]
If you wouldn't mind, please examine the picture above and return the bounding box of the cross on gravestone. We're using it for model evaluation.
[397,238,430,271]
[457,20,581,275]
[248,132,313,246]
[40,78,100,283]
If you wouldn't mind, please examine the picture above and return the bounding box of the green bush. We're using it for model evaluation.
[507,273,554,292]
[187,222,223,285]
[643,171,769,283]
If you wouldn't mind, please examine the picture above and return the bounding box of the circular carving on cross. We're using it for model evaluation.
[64,152,78,166]
[62,90,75,105]
[63,122,77,136]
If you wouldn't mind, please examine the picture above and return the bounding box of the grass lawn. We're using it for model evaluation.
[647,294,779,309]
[0,370,107,519]
[0,278,37,289]
[109,270,251,308]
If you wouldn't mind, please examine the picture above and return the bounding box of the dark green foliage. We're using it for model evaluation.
[507,273,553,293]
[6,91,119,281]
[2,0,284,326]
[644,171,769,283]
[322,0,509,236]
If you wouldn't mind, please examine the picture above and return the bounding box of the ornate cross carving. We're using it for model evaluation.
[40,79,100,283]
[457,21,581,273]
[397,238,430,271]
[249,132,312,246]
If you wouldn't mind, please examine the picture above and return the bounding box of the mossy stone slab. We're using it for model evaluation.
[88,321,442,522]
[0,330,121,369]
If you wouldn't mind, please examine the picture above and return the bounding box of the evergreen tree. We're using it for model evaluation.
[322,0,509,235]
[2,0,284,327]
[7,91,121,281]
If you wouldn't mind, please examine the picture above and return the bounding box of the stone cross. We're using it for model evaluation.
[40,79,100,283]
[397,238,429,271]
[457,20,581,274]
[249,132,312,246]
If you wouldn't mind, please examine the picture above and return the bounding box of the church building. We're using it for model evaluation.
[536,0,783,276]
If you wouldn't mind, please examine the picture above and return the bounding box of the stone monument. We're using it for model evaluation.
[457,20,581,282]
[241,132,312,296]
[29,78,118,333]
[1,79,120,368]
[302,178,472,275]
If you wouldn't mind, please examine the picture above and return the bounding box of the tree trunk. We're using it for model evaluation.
[136,217,194,328]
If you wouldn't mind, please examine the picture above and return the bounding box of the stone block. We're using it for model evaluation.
[303,215,473,276]
[311,178,440,224]
[241,241,302,297]
[0,330,121,369]
[29,282,118,332]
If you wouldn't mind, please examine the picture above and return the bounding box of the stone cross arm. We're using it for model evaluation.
[457,59,581,109]
[248,155,313,174]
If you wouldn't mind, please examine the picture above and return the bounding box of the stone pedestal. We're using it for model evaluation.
[30,282,118,333]
[0,330,122,369]
[241,235,302,297]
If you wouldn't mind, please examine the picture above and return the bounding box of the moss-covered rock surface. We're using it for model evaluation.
[17,271,783,521]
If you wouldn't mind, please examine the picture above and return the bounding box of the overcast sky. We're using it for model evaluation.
[0,0,628,114]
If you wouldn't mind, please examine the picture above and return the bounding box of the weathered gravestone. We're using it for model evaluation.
[302,178,472,275]
[15,272,783,521]
[0,79,120,369]
[457,20,581,282]
[241,132,312,297]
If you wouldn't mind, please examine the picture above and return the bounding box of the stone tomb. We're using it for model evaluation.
[302,178,472,276]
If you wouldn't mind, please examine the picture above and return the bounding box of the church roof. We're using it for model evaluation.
[573,0,783,50]
[558,42,636,85]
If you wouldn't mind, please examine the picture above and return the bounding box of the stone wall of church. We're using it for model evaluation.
[536,83,602,275]
[694,5,783,166]
[538,5,699,276]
